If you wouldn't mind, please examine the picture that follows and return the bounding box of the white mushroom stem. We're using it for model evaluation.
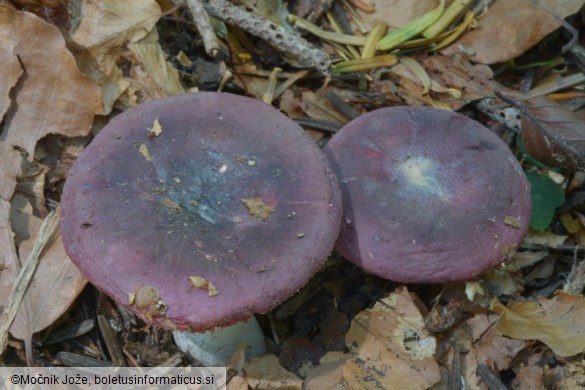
[173,316,266,366]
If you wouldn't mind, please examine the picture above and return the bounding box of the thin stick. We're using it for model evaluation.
[185,0,220,57]
[0,209,59,354]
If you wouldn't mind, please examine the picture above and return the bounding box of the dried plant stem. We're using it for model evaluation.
[186,0,220,57]
[204,0,331,74]
[0,209,59,354]
[263,67,282,104]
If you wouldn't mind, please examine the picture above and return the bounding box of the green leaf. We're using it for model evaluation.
[526,171,565,231]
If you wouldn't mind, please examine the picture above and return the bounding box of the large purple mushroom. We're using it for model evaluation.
[323,106,530,283]
[61,92,341,331]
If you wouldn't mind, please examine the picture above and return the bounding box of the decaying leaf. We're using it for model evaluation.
[518,96,585,171]
[492,291,585,356]
[10,213,87,347]
[443,0,585,64]
[435,314,526,388]
[0,46,22,118]
[244,354,303,390]
[0,5,101,201]
[68,0,166,112]
[127,29,186,102]
[342,287,440,389]
[132,285,167,320]
[303,352,349,390]
[0,200,19,315]
[419,53,514,110]
[300,91,348,125]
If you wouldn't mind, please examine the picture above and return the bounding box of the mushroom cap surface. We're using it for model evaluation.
[323,106,530,283]
[61,92,342,331]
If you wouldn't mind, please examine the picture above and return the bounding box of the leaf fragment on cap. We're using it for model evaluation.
[190,276,220,296]
[139,144,151,161]
[504,216,521,229]
[148,118,162,137]
[241,197,273,220]
[132,285,167,319]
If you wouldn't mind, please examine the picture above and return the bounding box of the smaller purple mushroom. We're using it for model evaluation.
[323,106,531,283]
[60,92,342,331]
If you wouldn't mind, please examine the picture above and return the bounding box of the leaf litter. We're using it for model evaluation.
[3,0,585,388]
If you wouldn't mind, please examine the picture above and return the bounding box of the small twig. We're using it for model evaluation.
[97,314,126,367]
[159,352,184,367]
[42,319,95,346]
[293,117,342,133]
[326,91,361,119]
[0,209,59,355]
[56,351,112,367]
[476,364,508,390]
[204,0,331,74]
[519,244,585,254]
[186,0,220,57]
[525,73,585,99]
[448,342,463,390]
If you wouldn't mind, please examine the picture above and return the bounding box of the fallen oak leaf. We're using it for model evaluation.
[0,4,101,202]
[442,0,585,64]
[492,291,585,356]
[342,287,440,389]
[500,94,585,171]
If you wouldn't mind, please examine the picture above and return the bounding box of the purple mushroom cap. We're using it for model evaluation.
[61,92,342,331]
[323,106,530,283]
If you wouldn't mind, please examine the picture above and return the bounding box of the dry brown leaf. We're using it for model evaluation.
[232,74,272,101]
[279,89,304,118]
[343,287,440,390]
[36,135,90,194]
[127,29,186,102]
[555,361,585,389]
[0,199,19,315]
[69,0,162,113]
[492,291,585,356]
[304,351,349,390]
[435,314,525,389]
[300,91,347,125]
[0,46,22,118]
[512,364,545,389]
[420,53,514,109]
[0,4,101,201]
[442,0,585,64]
[244,354,303,389]
[514,96,585,171]
[9,213,87,345]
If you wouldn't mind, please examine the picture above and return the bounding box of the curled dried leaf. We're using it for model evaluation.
[517,96,585,171]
